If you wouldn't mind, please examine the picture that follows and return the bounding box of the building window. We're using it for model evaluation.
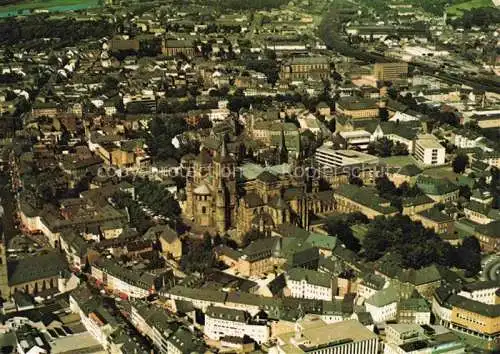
[202,206,207,214]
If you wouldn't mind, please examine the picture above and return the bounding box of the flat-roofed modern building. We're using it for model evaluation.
[338,130,372,151]
[374,62,408,82]
[414,134,445,166]
[273,318,378,354]
[315,147,379,169]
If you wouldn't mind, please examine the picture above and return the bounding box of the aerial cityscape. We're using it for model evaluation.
[0,0,499,353]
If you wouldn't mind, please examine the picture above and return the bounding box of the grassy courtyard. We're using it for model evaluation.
[447,0,493,17]
[0,0,99,17]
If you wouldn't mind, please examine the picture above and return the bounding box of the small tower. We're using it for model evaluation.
[300,184,310,230]
[215,179,227,234]
[0,208,10,299]
[442,5,448,26]
[272,237,283,258]
[184,178,194,221]
[278,129,288,164]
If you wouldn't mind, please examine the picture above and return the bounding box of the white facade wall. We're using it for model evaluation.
[414,140,445,166]
[274,337,378,354]
[365,302,397,323]
[431,298,452,326]
[287,279,332,301]
[130,307,167,353]
[91,265,150,298]
[357,284,379,300]
[459,288,499,305]
[204,315,269,344]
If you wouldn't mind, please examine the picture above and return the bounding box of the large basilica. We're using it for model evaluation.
[181,135,336,244]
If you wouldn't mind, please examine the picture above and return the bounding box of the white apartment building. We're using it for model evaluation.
[358,283,380,300]
[315,146,379,169]
[383,324,465,354]
[204,306,269,344]
[130,301,174,353]
[385,324,425,347]
[453,133,484,149]
[458,281,500,305]
[365,287,399,323]
[285,268,334,301]
[208,108,230,122]
[366,301,398,323]
[339,130,372,151]
[432,294,452,327]
[91,265,150,298]
[91,259,169,299]
[166,327,205,354]
[69,290,116,350]
[413,134,445,166]
[272,319,378,354]
[167,286,227,312]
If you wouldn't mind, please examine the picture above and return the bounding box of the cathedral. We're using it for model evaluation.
[183,137,237,235]
[181,134,336,244]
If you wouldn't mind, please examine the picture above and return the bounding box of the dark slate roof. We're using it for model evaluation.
[448,294,500,318]
[273,223,310,239]
[243,192,264,208]
[242,237,276,261]
[214,245,243,261]
[337,97,378,110]
[197,149,212,164]
[476,220,500,238]
[398,265,442,286]
[257,171,279,184]
[268,195,289,210]
[416,176,459,196]
[462,280,500,292]
[397,164,422,177]
[168,327,205,353]
[8,252,68,286]
[356,311,374,325]
[268,274,287,296]
[159,225,179,244]
[417,208,453,223]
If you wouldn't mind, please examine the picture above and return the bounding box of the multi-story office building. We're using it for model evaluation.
[315,147,379,169]
[384,324,465,354]
[414,134,445,166]
[338,130,372,151]
[273,319,378,354]
[432,284,500,343]
[373,62,408,82]
[204,306,269,344]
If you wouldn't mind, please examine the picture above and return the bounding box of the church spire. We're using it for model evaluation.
[278,129,288,164]
[220,134,228,158]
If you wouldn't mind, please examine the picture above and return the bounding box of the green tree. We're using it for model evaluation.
[459,185,472,200]
[454,236,481,277]
[379,107,389,122]
[391,142,409,156]
[326,216,361,253]
[242,230,267,247]
[196,116,213,129]
[452,153,469,174]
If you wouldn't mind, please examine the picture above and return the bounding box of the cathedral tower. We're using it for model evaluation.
[278,129,288,164]
[215,179,227,234]
[212,135,237,231]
